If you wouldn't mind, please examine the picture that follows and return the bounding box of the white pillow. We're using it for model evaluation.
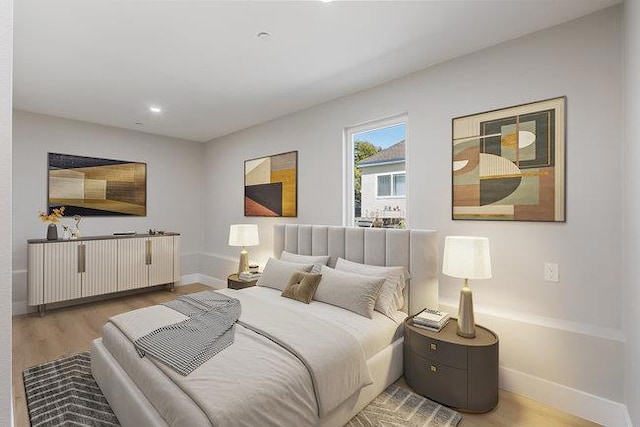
[314,265,385,319]
[280,250,330,274]
[334,258,408,311]
[256,258,313,291]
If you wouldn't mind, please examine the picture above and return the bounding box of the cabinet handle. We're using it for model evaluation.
[146,240,152,265]
[78,244,86,273]
[430,343,437,351]
[430,365,437,373]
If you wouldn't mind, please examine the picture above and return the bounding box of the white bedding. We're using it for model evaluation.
[102,287,406,427]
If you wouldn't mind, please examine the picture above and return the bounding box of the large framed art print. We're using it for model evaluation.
[452,97,566,222]
[48,153,147,216]
[244,150,298,217]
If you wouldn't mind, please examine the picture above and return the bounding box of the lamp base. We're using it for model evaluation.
[457,283,476,338]
[238,249,249,274]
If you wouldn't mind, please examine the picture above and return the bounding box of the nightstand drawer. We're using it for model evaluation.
[407,329,467,369]
[405,351,468,409]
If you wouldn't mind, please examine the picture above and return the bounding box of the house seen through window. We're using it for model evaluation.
[348,120,407,228]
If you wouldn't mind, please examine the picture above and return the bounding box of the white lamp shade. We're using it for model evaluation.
[442,236,492,280]
[228,224,260,247]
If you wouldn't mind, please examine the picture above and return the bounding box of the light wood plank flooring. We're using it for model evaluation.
[12,284,600,427]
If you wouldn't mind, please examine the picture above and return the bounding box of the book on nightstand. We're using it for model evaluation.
[238,272,261,282]
[413,308,450,332]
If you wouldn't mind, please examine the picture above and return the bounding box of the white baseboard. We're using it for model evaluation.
[500,366,631,427]
[12,300,28,316]
[180,273,226,289]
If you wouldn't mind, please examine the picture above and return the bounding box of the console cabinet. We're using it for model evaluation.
[28,233,180,314]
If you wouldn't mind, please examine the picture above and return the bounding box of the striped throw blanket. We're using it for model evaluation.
[134,291,241,376]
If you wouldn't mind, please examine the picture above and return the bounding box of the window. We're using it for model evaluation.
[376,172,406,198]
[344,115,407,228]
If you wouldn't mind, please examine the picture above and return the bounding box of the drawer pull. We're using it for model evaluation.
[430,343,437,351]
[430,365,437,373]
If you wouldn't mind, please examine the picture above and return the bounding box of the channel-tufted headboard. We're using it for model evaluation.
[273,224,438,316]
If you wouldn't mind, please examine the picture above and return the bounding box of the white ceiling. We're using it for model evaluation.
[14,0,619,142]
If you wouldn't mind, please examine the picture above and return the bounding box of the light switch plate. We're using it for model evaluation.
[544,263,559,282]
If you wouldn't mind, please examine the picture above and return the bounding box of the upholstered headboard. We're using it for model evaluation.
[273,225,438,316]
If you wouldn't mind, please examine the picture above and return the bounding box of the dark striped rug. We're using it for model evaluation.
[24,352,460,427]
[23,352,120,427]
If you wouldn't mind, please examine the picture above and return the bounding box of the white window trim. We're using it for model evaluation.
[375,171,407,199]
[343,113,408,226]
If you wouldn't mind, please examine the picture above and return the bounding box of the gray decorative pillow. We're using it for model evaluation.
[280,250,330,274]
[335,258,408,311]
[281,271,322,304]
[257,258,313,291]
[313,265,385,319]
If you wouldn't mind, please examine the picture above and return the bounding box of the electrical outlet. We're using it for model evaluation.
[544,263,559,282]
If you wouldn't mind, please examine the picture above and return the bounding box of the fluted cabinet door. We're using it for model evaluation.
[83,240,118,297]
[43,242,82,304]
[149,236,174,286]
[118,238,148,291]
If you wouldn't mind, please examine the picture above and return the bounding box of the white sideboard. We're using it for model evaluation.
[27,233,180,314]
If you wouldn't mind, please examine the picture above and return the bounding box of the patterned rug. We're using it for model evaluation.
[24,352,461,427]
[23,352,120,427]
[346,384,462,427]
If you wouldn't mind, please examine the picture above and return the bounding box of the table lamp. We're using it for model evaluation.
[228,224,259,274]
[442,236,492,338]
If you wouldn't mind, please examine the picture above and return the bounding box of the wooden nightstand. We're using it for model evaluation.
[404,316,499,413]
[227,274,258,290]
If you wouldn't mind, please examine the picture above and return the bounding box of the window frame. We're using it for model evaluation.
[343,114,408,227]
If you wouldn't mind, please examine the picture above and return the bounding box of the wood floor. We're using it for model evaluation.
[12,284,601,427]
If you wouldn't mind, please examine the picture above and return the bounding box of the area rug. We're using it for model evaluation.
[24,352,461,427]
[23,352,120,427]
[346,384,462,427]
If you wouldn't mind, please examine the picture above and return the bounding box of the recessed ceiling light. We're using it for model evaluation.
[149,106,162,113]
[320,0,333,3]
[135,121,143,126]
[257,32,271,41]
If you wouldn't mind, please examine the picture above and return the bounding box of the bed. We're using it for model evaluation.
[91,225,438,426]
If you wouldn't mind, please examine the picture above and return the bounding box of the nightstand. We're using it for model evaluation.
[227,274,258,290]
[404,316,499,413]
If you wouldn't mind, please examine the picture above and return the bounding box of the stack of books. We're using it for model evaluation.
[413,308,450,332]
[239,271,261,282]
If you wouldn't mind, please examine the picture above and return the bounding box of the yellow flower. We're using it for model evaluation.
[38,206,66,224]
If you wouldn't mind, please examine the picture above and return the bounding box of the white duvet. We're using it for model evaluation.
[103,287,405,427]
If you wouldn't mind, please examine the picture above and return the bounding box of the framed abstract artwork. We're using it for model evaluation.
[452,97,566,222]
[244,151,298,217]
[48,153,147,216]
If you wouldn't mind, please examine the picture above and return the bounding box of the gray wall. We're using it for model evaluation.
[624,0,640,424]
[12,111,206,313]
[0,0,12,423]
[203,6,626,422]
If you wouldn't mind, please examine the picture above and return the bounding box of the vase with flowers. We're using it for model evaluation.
[38,207,65,240]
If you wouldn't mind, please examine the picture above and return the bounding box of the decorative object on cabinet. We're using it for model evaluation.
[442,236,492,338]
[404,316,499,413]
[228,224,259,274]
[27,233,180,315]
[244,150,297,217]
[452,96,565,222]
[61,225,71,240]
[46,224,58,241]
[48,153,147,217]
[70,215,82,239]
[39,206,65,240]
